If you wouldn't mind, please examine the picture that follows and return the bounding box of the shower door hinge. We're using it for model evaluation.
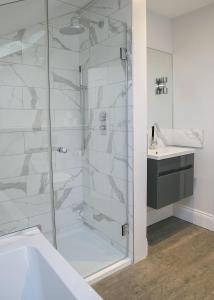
[122,223,129,237]
[120,47,128,61]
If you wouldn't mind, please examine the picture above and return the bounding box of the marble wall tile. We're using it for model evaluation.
[0,110,48,131]
[0,86,23,109]
[0,63,24,86]
[51,26,80,52]
[0,173,50,203]
[28,211,52,234]
[51,130,82,151]
[83,203,127,251]
[79,11,109,50]
[110,2,132,28]
[22,44,46,66]
[0,219,28,236]
[83,188,127,225]
[54,109,81,129]
[53,168,83,191]
[50,89,80,110]
[84,42,120,68]
[86,0,121,17]
[12,64,47,88]
[0,133,24,155]
[50,48,79,71]
[55,186,83,211]
[55,150,82,171]
[88,82,127,109]
[6,24,46,46]
[0,152,49,179]
[0,45,22,64]
[55,206,82,233]
[160,128,204,148]
[22,87,48,109]
[0,193,51,225]
[52,68,80,90]
[24,132,49,153]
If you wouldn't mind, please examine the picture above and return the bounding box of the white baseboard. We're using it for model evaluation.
[174,204,214,232]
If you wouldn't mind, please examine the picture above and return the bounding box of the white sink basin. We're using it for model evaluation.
[148,146,195,160]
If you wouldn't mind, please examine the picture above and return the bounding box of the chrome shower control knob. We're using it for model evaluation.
[57,147,68,153]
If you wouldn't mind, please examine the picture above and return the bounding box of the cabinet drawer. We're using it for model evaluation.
[157,154,194,175]
[157,168,194,209]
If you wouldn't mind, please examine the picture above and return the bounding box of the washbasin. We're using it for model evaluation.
[148,146,195,160]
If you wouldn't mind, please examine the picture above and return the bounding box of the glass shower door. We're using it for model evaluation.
[48,0,129,277]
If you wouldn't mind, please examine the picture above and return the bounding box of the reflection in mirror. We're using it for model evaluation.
[147,48,173,128]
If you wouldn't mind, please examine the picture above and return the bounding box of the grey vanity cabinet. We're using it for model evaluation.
[147,154,194,209]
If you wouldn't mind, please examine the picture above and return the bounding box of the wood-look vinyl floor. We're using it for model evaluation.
[94,217,214,300]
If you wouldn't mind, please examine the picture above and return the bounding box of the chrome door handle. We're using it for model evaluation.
[57,147,68,154]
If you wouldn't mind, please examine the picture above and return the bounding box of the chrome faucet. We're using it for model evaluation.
[150,123,167,149]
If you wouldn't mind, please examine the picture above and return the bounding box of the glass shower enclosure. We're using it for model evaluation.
[0,0,131,278]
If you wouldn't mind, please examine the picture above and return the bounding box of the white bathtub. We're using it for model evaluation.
[0,228,102,300]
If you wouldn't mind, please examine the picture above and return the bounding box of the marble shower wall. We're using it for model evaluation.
[0,2,53,239]
[79,0,133,253]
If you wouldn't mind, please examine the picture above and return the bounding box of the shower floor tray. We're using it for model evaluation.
[57,224,125,278]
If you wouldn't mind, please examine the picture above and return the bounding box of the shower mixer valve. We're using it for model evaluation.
[99,111,107,134]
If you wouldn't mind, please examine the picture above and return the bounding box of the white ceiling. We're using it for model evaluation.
[148,0,214,18]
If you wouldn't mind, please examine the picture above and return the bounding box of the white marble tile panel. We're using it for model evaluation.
[51,130,82,150]
[0,173,50,202]
[22,87,48,109]
[87,63,109,88]
[28,212,52,234]
[55,206,82,232]
[50,48,79,70]
[79,11,109,49]
[55,150,82,171]
[50,89,80,110]
[0,133,24,155]
[0,152,49,179]
[22,44,46,66]
[91,82,127,109]
[55,186,83,210]
[83,204,126,248]
[0,86,23,109]
[110,3,132,28]
[0,110,48,131]
[0,193,51,225]
[24,131,49,153]
[0,63,24,86]
[53,168,82,191]
[86,42,119,67]
[51,26,80,52]
[109,107,128,131]
[52,68,80,90]
[13,64,47,88]
[160,128,204,148]
[88,150,112,175]
[86,0,121,17]
[0,41,22,64]
[14,193,51,219]
[0,219,28,236]
[54,109,81,129]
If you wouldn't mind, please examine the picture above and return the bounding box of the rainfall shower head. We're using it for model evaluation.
[59,16,85,35]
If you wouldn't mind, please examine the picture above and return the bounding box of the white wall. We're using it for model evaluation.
[173,3,214,229]
[133,0,148,262]
[147,11,173,53]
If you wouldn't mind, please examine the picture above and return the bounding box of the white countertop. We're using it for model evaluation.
[148,146,195,160]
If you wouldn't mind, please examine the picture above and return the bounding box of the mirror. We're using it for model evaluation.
[147,48,173,128]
